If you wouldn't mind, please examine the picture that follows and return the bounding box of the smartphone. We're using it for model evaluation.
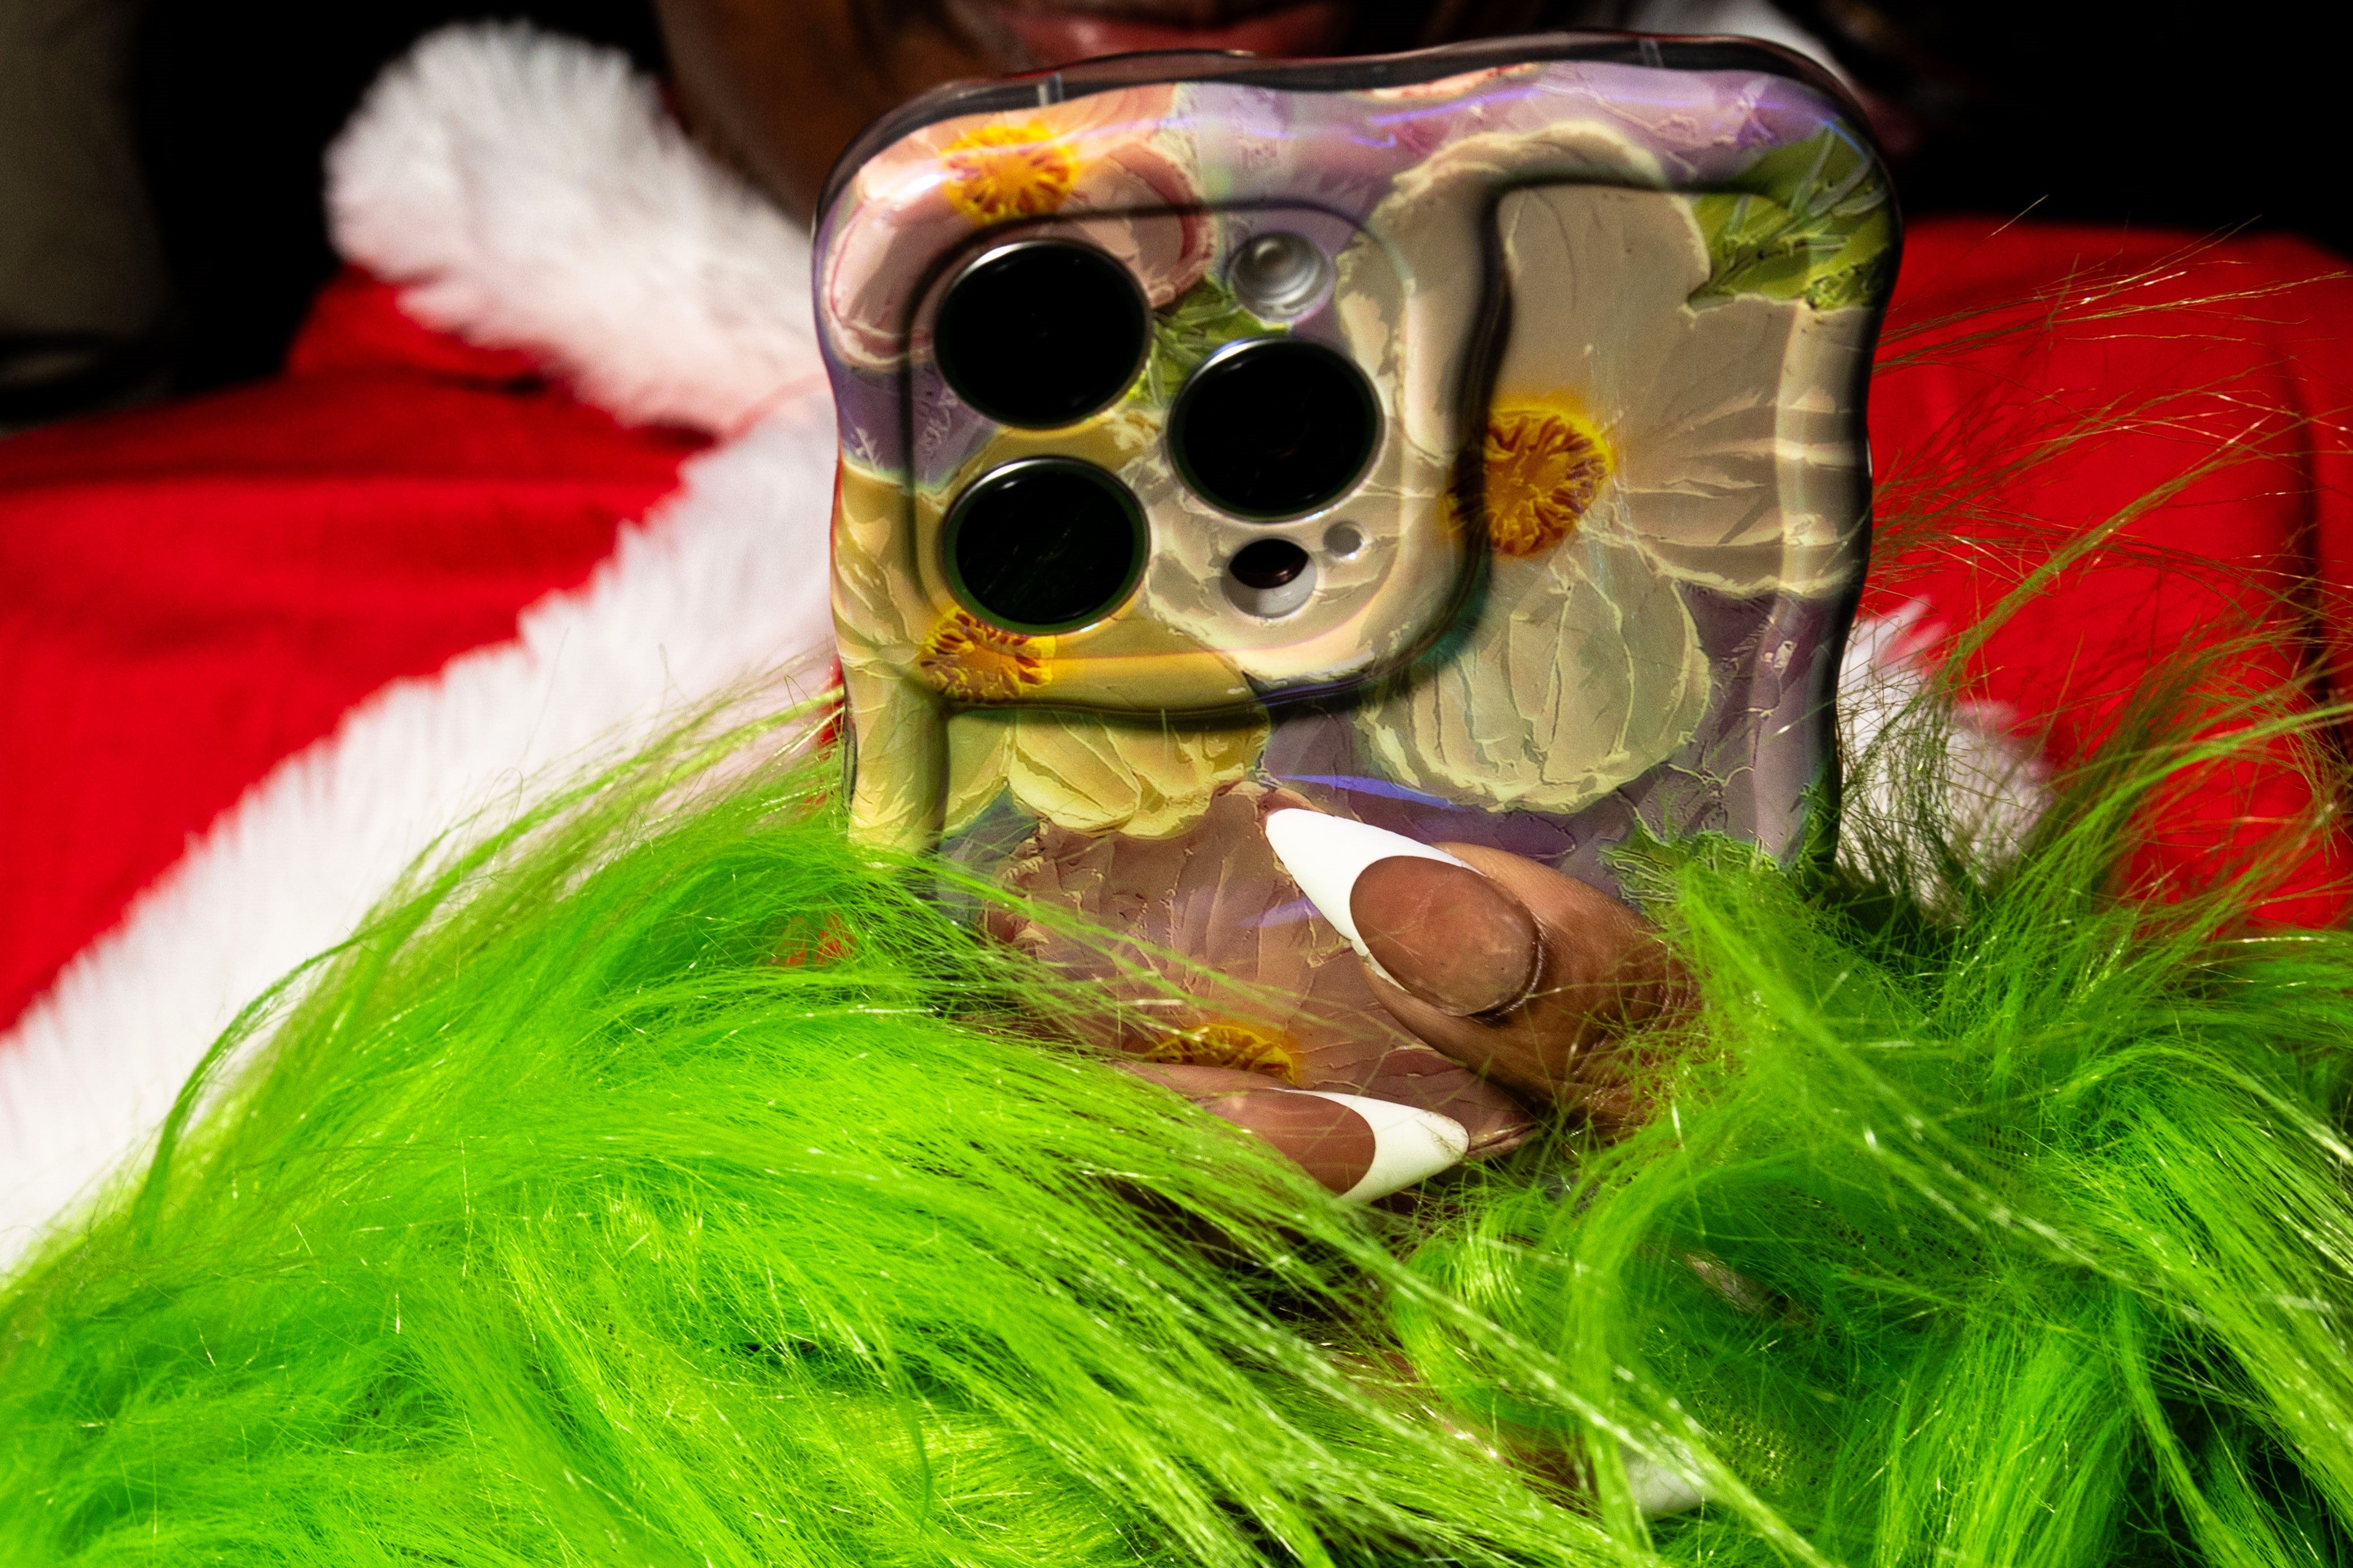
[816,33,1896,1157]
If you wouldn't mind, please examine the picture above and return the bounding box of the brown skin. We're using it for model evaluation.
[649,0,1568,219]
[652,0,990,219]
[1126,1062,1384,1191]
[1138,854,1683,1189]
[1354,849,1683,1130]
[652,0,1683,1182]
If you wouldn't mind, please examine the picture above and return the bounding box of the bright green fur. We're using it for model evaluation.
[6,672,2353,1565]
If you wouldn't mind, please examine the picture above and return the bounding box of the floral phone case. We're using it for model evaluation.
[817,34,1896,1156]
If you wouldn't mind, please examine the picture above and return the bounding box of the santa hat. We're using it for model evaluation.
[0,24,2034,1261]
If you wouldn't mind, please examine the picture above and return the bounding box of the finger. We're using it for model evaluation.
[1262,809,1511,1005]
[1121,1064,1470,1201]
[1265,810,1680,1113]
[1350,853,1539,1016]
[1122,1061,1287,1098]
[1367,844,1680,1113]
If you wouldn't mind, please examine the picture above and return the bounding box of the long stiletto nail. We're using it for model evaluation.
[1263,809,1470,960]
[1294,1090,1470,1202]
[1625,1440,1710,1518]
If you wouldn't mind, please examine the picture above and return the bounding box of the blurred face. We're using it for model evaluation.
[650,0,1553,217]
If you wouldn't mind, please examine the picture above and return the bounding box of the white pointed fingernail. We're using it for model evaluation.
[1263,809,1471,962]
[1295,1091,1470,1202]
[1625,1439,1711,1518]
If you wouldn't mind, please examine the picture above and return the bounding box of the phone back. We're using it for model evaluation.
[817,35,1896,1153]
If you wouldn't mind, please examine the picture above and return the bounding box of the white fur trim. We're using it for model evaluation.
[0,406,843,1264]
[327,23,823,435]
[1837,600,2051,888]
[1,25,845,1261]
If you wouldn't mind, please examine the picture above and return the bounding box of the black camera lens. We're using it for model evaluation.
[1169,338,1378,519]
[934,241,1149,429]
[1230,538,1308,589]
[944,457,1147,634]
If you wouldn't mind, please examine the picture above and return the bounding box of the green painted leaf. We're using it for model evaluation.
[1692,129,1896,309]
[1139,274,1276,404]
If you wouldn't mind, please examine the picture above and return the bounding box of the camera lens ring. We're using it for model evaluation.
[1167,336,1381,522]
[934,239,1151,430]
[942,456,1150,636]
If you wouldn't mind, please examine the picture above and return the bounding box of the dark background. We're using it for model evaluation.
[136,1,669,394]
[18,0,2347,420]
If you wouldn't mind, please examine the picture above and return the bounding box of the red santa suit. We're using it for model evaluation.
[3,25,2348,1256]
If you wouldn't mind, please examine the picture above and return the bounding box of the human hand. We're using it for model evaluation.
[1267,810,1685,1126]
[1130,810,1685,1203]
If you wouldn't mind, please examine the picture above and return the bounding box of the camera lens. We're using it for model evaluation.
[934,241,1149,429]
[1169,338,1378,520]
[944,457,1147,634]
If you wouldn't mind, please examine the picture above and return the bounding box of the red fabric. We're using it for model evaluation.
[2,223,2349,1037]
[1860,220,2353,921]
[0,272,705,1031]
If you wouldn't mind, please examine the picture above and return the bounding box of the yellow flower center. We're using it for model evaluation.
[1481,406,1613,557]
[1143,1021,1302,1085]
[942,124,1078,226]
[918,611,1052,702]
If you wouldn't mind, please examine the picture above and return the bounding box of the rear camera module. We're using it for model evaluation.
[1225,537,1315,619]
[934,241,1149,429]
[943,457,1147,634]
[1169,338,1379,521]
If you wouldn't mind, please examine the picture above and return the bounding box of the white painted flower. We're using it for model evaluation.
[1487,182,1872,598]
[1354,532,1714,816]
[822,86,1213,372]
[1345,166,1872,816]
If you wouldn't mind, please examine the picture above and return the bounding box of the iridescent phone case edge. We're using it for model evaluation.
[816,35,1897,1143]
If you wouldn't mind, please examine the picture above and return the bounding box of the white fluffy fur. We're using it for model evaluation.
[1839,602,2051,896]
[328,24,824,434]
[0,414,844,1263]
[1,26,842,1258]
[0,24,2045,1263]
